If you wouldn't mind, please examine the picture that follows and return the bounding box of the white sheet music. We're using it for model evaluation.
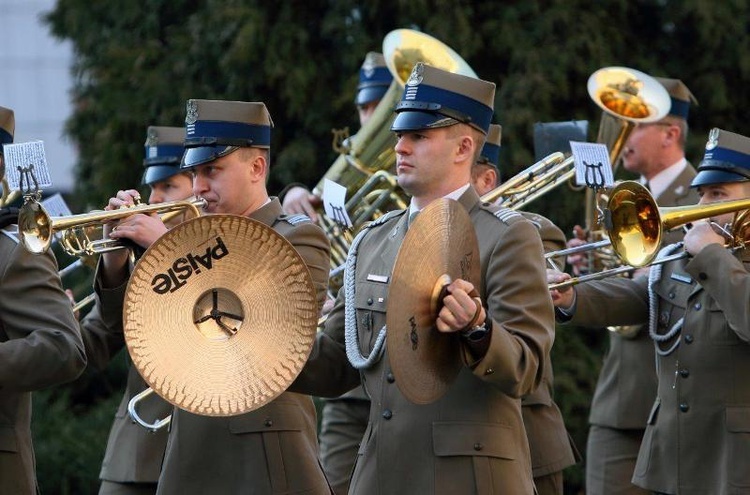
[322,179,353,229]
[570,141,614,188]
[2,141,54,190]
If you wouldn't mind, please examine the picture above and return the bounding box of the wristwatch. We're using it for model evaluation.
[460,320,489,342]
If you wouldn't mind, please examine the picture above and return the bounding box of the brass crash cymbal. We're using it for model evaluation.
[386,198,480,404]
[123,214,318,417]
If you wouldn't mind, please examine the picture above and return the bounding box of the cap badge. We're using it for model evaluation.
[706,127,720,151]
[362,57,376,79]
[145,128,159,147]
[185,100,198,126]
[406,63,424,87]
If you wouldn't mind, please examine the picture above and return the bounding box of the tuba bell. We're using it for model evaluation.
[314,29,479,288]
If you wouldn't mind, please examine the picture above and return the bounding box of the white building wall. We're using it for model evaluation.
[0,0,77,193]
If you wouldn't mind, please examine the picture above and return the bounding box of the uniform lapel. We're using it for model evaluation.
[250,197,282,226]
[379,212,409,267]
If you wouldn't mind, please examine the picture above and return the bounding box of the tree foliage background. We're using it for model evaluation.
[33,0,750,493]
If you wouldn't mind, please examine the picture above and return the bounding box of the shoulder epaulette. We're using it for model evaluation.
[521,213,543,230]
[492,207,523,225]
[363,209,406,230]
[280,213,312,226]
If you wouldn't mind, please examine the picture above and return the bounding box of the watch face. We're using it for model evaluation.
[462,323,489,342]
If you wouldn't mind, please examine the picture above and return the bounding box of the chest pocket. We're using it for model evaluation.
[653,277,692,322]
[654,276,738,345]
[353,281,389,352]
[433,422,516,460]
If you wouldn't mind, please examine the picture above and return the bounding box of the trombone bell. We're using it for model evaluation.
[606,181,750,267]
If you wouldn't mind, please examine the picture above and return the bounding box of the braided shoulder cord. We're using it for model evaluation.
[648,243,685,358]
[344,213,399,369]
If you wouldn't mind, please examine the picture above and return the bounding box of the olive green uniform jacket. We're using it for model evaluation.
[80,300,172,484]
[98,198,332,495]
[568,241,750,494]
[589,164,698,432]
[518,213,579,481]
[292,188,554,494]
[0,229,87,494]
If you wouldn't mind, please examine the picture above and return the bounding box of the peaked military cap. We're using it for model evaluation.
[0,106,15,149]
[654,77,698,120]
[142,126,186,186]
[356,52,393,106]
[391,63,495,135]
[478,124,502,169]
[181,99,274,169]
[692,128,750,187]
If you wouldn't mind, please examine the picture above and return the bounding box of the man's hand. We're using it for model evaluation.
[547,268,575,309]
[107,213,168,249]
[683,220,725,256]
[281,186,322,222]
[436,279,485,333]
[566,225,588,276]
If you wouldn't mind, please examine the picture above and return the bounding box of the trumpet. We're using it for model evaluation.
[548,181,750,291]
[17,197,206,255]
[128,388,171,433]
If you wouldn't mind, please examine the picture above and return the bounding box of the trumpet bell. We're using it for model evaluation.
[17,200,52,254]
[587,67,671,123]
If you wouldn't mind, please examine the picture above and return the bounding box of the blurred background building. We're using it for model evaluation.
[0,0,76,194]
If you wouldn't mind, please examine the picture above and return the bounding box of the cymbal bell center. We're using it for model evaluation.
[192,287,245,341]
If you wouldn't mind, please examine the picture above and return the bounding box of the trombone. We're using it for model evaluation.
[17,197,206,255]
[480,152,573,209]
[549,181,750,291]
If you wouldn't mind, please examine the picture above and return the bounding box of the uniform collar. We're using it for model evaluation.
[249,197,279,226]
[644,157,688,199]
[408,182,472,216]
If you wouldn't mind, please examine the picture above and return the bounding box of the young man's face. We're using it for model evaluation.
[191,149,260,216]
[148,173,193,204]
[696,181,750,230]
[394,127,460,199]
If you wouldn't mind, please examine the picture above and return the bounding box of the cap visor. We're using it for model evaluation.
[181,145,235,169]
[391,111,458,132]
[691,168,749,188]
[356,86,389,106]
[142,165,184,186]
